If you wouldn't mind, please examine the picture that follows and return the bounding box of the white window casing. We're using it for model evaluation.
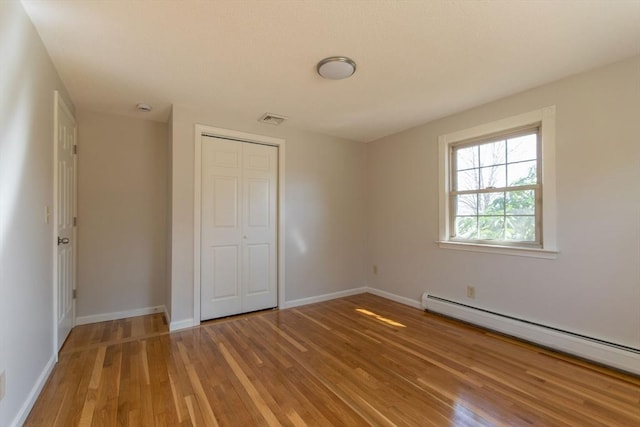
[438,106,558,259]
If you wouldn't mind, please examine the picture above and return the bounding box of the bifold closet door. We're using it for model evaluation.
[200,136,277,320]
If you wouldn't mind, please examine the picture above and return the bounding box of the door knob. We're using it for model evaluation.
[58,237,70,245]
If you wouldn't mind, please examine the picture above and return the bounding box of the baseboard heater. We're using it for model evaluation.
[421,293,640,375]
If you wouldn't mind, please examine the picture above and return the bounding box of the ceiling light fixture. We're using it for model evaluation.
[136,103,152,112]
[317,56,356,80]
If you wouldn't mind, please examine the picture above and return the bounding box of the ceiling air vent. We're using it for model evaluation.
[258,113,287,126]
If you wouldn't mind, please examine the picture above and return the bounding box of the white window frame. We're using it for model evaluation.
[438,106,558,259]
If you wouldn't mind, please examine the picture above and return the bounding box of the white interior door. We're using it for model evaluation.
[201,136,277,320]
[55,93,76,350]
[241,142,278,312]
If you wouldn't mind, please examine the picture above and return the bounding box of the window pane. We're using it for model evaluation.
[505,216,535,241]
[456,146,478,170]
[455,217,477,239]
[455,194,477,215]
[478,192,504,216]
[456,169,479,191]
[506,190,535,215]
[507,160,537,186]
[480,165,506,189]
[478,216,505,240]
[507,133,537,163]
[480,140,506,167]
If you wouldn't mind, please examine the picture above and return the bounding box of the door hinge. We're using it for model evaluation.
[73,217,77,227]
[73,145,77,155]
[72,289,77,299]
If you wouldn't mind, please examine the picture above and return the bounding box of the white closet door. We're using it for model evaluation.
[200,136,277,320]
[241,142,278,312]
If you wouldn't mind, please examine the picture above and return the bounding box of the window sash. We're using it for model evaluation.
[449,188,542,246]
[450,125,539,151]
[448,127,542,246]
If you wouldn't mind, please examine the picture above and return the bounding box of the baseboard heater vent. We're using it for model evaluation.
[422,293,640,375]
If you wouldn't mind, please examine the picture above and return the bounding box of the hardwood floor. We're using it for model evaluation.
[26,294,640,426]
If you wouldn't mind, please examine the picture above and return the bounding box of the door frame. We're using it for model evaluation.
[193,124,285,325]
[52,91,77,357]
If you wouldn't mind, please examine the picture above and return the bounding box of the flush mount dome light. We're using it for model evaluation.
[136,103,152,112]
[317,56,356,80]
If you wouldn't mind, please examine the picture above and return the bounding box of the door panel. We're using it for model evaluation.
[213,177,238,227]
[241,142,277,312]
[246,244,270,295]
[211,245,240,298]
[201,136,277,320]
[56,94,76,351]
[213,150,239,168]
[201,245,241,317]
[246,153,270,171]
[247,179,269,227]
[201,138,243,319]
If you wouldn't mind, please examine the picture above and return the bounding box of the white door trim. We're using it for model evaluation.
[194,124,285,325]
[52,91,77,358]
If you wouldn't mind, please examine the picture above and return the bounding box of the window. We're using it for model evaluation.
[451,127,540,245]
[438,107,557,258]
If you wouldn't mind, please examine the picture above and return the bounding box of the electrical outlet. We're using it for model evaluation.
[0,370,6,401]
[372,265,378,275]
[467,286,476,299]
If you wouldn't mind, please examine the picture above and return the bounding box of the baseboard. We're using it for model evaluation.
[9,354,56,427]
[170,318,195,332]
[283,287,368,309]
[170,288,369,330]
[424,295,640,376]
[365,287,422,309]
[75,305,165,326]
[162,305,171,326]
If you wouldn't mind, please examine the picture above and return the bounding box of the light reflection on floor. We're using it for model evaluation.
[356,308,406,328]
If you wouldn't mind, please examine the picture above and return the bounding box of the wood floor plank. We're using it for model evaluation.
[24,293,640,426]
[185,360,219,425]
[217,341,280,427]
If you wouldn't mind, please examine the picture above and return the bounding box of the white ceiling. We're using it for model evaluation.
[22,0,640,143]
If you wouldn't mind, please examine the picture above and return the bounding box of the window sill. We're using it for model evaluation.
[437,241,558,259]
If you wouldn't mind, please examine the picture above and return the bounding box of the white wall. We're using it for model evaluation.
[76,111,168,321]
[367,55,640,349]
[169,105,368,325]
[0,2,75,426]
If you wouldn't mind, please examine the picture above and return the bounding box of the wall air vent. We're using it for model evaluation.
[258,113,287,126]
